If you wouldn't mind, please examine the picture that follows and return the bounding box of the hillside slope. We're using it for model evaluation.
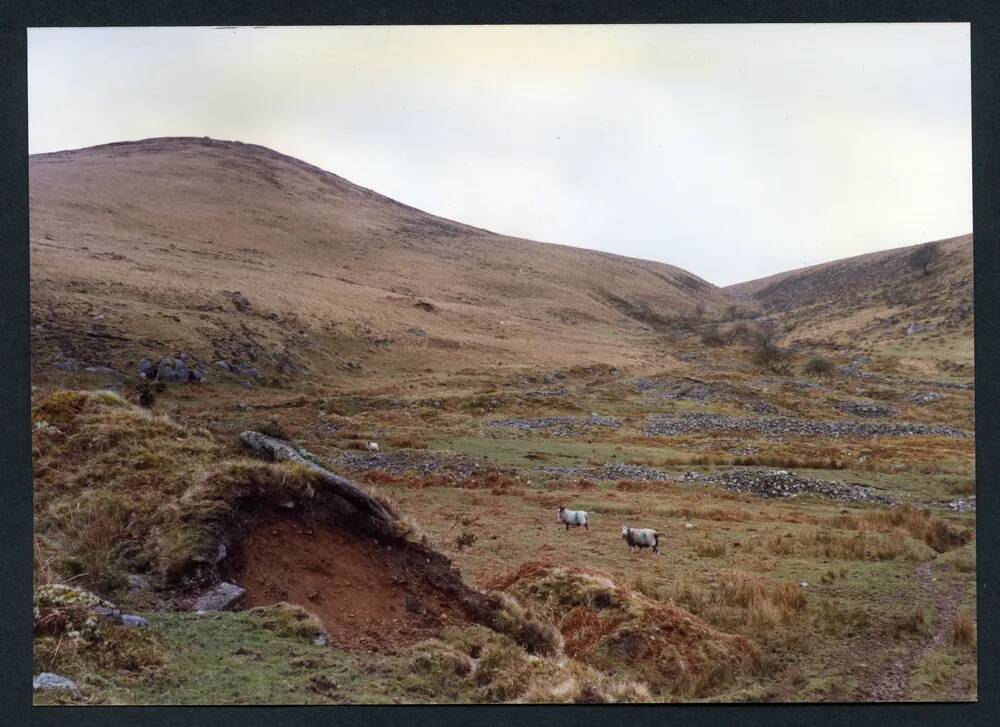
[727,236,974,375]
[30,137,732,379]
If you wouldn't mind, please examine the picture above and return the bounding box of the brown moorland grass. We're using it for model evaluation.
[951,613,976,648]
[826,506,974,553]
[483,562,761,698]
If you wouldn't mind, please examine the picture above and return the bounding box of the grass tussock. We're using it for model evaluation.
[895,606,930,638]
[406,626,650,703]
[246,602,327,643]
[665,570,807,632]
[46,490,139,593]
[483,562,759,698]
[827,506,974,553]
[693,539,728,558]
[760,528,934,562]
[951,613,976,648]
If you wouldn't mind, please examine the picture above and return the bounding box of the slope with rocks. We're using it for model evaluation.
[727,236,974,377]
[30,136,734,381]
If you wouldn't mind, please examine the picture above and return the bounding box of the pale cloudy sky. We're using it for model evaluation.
[28,24,971,286]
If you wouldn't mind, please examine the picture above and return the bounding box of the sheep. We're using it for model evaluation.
[621,525,659,555]
[557,506,588,531]
[367,441,380,453]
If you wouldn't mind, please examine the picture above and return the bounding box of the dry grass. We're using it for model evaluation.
[666,570,807,631]
[483,562,760,697]
[45,490,138,593]
[951,613,976,648]
[761,529,927,561]
[895,607,930,637]
[826,506,974,553]
[409,625,650,703]
[693,539,728,558]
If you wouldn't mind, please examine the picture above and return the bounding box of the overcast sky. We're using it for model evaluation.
[28,24,971,286]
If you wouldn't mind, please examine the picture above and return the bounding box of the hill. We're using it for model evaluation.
[30,137,733,381]
[727,235,974,377]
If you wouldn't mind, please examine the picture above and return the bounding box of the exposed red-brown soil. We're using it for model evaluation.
[234,518,472,652]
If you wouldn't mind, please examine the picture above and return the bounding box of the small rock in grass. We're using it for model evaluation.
[193,582,246,612]
[33,673,79,694]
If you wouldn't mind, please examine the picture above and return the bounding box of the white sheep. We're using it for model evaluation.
[557,506,589,531]
[621,525,659,555]
[367,441,380,453]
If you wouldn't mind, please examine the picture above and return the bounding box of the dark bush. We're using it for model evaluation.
[804,355,836,377]
[751,327,791,374]
[701,325,726,347]
[134,381,165,409]
[254,416,290,440]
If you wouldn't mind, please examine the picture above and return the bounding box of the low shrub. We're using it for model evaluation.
[700,325,726,347]
[750,328,792,374]
[804,355,837,377]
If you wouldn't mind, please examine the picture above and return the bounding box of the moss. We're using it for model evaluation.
[245,602,327,643]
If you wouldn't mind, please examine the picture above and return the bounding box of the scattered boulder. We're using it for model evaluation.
[907,391,945,406]
[33,672,79,694]
[950,304,973,324]
[137,358,154,378]
[946,497,976,513]
[223,290,252,312]
[138,356,207,383]
[414,300,437,312]
[83,365,121,375]
[679,469,894,505]
[120,614,150,628]
[904,322,928,336]
[836,401,900,418]
[192,581,246,612]
[155,357,190,382]
[644,412,967,440]
[52,355,82,372]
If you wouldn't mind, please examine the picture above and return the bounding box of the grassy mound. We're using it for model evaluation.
[33,584,169,701]
[405,625,650,703]
[32,390,359,592]
[483,562,760,697]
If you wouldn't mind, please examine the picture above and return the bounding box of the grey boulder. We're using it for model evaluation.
[33,672,79,693]
[137,358,155,378]
[155,357,190,382]
[192,582,246,612]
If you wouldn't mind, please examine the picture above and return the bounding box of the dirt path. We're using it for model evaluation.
[860,562,966,702]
